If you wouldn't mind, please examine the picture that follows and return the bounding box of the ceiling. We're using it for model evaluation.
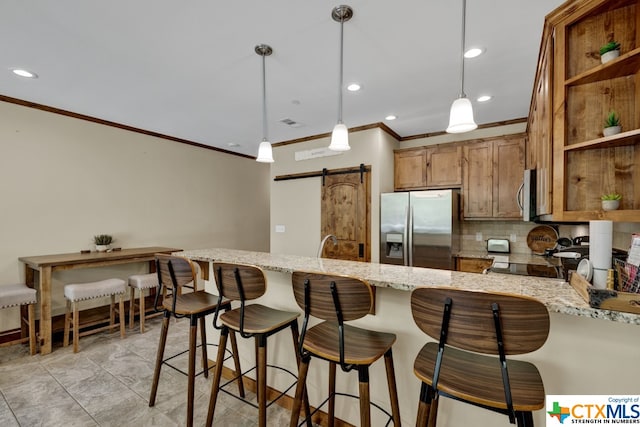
[1,0,565,158]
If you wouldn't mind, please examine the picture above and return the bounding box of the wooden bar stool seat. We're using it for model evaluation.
[63,278,126,353]
[128,273,162,333]
[149,254,242,427]
[206,262,311,427]
[289,271,401,427]
[0,283,38,355]
[411,288,550,426]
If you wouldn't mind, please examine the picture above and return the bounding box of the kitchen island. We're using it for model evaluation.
[177,248,640,426]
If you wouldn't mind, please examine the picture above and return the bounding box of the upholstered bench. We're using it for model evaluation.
[0,283,38,355]
[63,278,126,353]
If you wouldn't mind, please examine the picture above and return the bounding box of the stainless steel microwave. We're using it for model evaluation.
[517,169,537,222]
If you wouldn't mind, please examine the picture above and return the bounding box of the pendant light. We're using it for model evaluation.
[328,5,353,151]
[446,0,477,134]
[255,44,274,163]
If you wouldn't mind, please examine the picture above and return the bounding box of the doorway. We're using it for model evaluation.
[320,167,371,261]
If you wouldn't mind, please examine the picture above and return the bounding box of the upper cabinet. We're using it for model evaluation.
[394,144,462,191]
[425,145,462,188]
[394,148,427,190]
[531,0,640,222]
[462,135,526,219]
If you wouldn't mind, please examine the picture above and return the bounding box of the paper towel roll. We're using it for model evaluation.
[589,220,612,289]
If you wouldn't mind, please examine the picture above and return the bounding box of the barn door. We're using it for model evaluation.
[320,169,371,261]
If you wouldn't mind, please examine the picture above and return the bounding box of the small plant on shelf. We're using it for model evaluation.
[599,41,620,64]
[603,111,621,137]
[601,193,622,211]
[93,234,113,251]
[601,193,622,201]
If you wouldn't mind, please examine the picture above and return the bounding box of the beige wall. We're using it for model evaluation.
[398,122,527,148]
[0,101,270,329]
[269,128,398,261]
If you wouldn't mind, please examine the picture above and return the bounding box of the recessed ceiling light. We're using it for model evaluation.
[464,48,483,58]
[11,68,38,78]
[347,83,361,92]
[477,95,493,102]
[385,115,397,121]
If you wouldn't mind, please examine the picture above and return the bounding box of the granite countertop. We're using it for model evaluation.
[176,248,640,325]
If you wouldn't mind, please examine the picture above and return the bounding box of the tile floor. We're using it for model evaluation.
[0,317,296,426]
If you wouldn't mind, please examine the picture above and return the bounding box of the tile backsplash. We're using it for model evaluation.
[461,221,639,254]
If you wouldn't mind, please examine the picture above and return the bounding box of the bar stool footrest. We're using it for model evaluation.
[296,391,395,427]
[161,343,236,378]
[219,364,298,410]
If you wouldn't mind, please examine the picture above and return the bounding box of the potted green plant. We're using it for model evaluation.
[601,193,621,211]
[603,111,621,137]
[599,41,620,64]
[93,234,113,252]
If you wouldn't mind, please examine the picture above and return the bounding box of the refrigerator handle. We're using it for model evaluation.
[403,206,409,266]
[408,205,414,266]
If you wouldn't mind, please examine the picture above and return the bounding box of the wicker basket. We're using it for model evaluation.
[613,258,640,293]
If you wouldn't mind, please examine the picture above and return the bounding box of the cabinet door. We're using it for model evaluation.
[426,145,462,187]
[493,137,525,218]
[394,149,427,190]
[456,257,492,273]
[462,141,493,218]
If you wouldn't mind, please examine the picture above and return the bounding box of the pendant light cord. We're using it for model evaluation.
[261,53,268,141]
[337,17,344,124]
[459,0,467,98]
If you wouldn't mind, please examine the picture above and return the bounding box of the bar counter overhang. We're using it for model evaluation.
[177,248,640,426]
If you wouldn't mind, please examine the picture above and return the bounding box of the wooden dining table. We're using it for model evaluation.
[19,246,180,355]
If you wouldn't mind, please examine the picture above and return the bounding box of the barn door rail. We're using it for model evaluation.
[274,163,370,185]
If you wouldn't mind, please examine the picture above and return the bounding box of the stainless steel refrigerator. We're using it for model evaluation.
[380,189,460,270]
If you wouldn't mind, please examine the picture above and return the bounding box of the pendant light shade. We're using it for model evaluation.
[328,5,353,152]
[256,140,274,163]
[446,0,477,134]
[447,97,477,133]
[329,123,349,151]
[255,44,274,163]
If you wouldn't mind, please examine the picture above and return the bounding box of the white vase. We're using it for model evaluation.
[603,125,621,137]
[601,200,620,211]
[95,244,110,252]
[600,49,620,64]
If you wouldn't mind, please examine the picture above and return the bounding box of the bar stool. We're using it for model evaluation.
[149,254,242,427]
[206,262,311,427]
[410,288,550,426]
[128,273,161,333]
[63,278,126,353]
[129,263,201,332]
[289,271,402,427]
[0,283,38,355]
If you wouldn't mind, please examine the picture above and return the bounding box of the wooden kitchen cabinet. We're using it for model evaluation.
[527,31,553,217]
[394,144,462,191]
[531,0,640,222]
[426,144,462,187]
[394,148,427,190]
[462,135,525,219]
[456,257,492,273]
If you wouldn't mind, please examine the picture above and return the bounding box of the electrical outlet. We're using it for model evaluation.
[275,225,285,233]
[475,232,483,242]
[510,233,517,242]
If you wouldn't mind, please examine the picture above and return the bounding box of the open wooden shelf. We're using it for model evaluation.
[559,209,640,222]
[565,47,640,86]
[563,128,640,151]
